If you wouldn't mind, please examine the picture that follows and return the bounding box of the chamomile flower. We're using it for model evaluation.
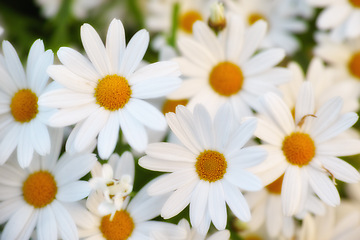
[0,128,97,240]
[0,39,55,168]
[139,104,266,234]
[168,13,289,120]
[39,18,181,159]
[252,81,360,216]
[79,180,186,240]
[224,0,307,54]
[89,151,135,218]
[307,0,360,40]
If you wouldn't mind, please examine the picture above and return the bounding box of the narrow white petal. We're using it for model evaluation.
[214,102,233,151]
[112,151,135,180]
[317,4,351,29]
[242,48,285,76]
[225,118,257,155]
[81,23,111,76]
[139,156,194,172]
[97,112,119,159]
[295,82,315,126]
[131,76,181,99]
[167,78,204,100]
[228,146,267,169]
[0,64,17,94]
[318,156,360,183]
[266,195,282,237]
[317,138,360,157]
[51,200,78,240]
[2,41,26,88]
[346,11,360,38]
[223,180,251,221]
[308,167,340,206]
[30,120,51,156]
[125,98,166,131]
[39,88,95,109]
[0,164,25,186]
[254,118,284,146]
[193,104,215,149]
[48,104,99,127]
[106,19,126,74]
[119,29,149,78]
[0,197,23,224]
[225,169,263,191]
[145,142,196,162]
[118,110,147,152]
[129,193,168,223]
[57,181,91,202]
[37,206,57,240]
[56,47,101,80]
[27,39,45,83]
[190,180,210,228]
[208,181,227,230]
[222,14,244,62]
[17,131,35,168]
[30,50,53,94]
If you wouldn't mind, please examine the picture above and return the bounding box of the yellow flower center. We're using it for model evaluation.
[195,150,227,182]
[95,74,132,111]
[248,13,267,25]
[282,132,316,166]
[209,61,244,96]
[179,10,203,33]
[22,171,57,208]
[348,51,360,79]
[349,0,360,8]
[162,99,188,115]
[265,174,284,195]
[10,89,39,123]
[100,210,135,240]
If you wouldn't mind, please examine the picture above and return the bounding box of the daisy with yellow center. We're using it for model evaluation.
[139,103,266,235]
[78,179,186,240]
[168,13,290,119]
[39,18,181,159]
[251,82,360,216]
[0,128,97,240]
[0,39,56,168]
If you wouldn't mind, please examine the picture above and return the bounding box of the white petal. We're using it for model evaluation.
[131,76,181,99]
[316,138,360,157]
[30,50,53,94]
[254,118,284,146]
[17,130,35,168]
[48,104,99,127]
[119,29,149,78]
[0,164,26,186]
[190,180,210,228]
[0,64,17,94]
[97,112,119,159]
[318,156,360,183]
[145,142,196,162]
[139,156,194,172]
[56,47,101,80]
[51,200,78,240]
[223,14,244,62]
[346,11,360,38]
[81,23,111,76]
[222,180,251,221]
[57,181,91,202]
[113,151,135,181]
[228,146,266,169]
[308,167,340,206]
[27,39,45,83]
[37,206,57,240]
[295,82,315,126]
[2,41,26,88]
[29,120,51,156]
[0,124,19,165]
[225,118,257,155]
[125,98,166,130]
[193,104,215,149]
[0,196,23,224]
[317,4,351,29]
[242,48,285,76]
[106,19,126,74]
[208,181,227,230]
[167,78,204,100]
[225,169,263,191]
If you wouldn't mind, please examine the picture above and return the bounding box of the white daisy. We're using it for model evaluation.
[39,18,181,159]
[168,13,290,120]
[0,128,97,240]
[89,151,135,218]
[0,39,56,168]
[139,103,266,234]
[224,0,307,54]
[307,0,360,40]
[79,179,186,240]
[251,81,360,216]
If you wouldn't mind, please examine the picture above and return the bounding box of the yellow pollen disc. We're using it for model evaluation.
[162,99,188,115]
[195,150,227,182]
[282,132,316,166]
[22,171,57,208]
[265,174,284,195]
[209,61,244,96]
[95,74,132,111]
[349,0,360,8]
[348,51,360,79]
[248,13,267,25]
[10,89,39,123]
[100,210,135,240]
[180,10,203,33]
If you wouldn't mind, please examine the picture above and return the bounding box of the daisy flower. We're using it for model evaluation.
[39,18,181,159]
[224,0,307,54]
[0,128,97,240]
[79,179,186,240]
[251,81,360,216]
[139,103,266,234]
[307,0,360,40]
[0,39,55,168]
[89,151,135,218]
[168,13,290,119]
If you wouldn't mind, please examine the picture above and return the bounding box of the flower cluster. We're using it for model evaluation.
[0,0,360,239]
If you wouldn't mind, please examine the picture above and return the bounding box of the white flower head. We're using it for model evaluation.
[252,81,360,216]
[140,103,266,235]
[39,18,181,159]
[0,39,56,168]
[0,128,97,240]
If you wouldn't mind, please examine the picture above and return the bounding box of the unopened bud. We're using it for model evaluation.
[208,2,226,32]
